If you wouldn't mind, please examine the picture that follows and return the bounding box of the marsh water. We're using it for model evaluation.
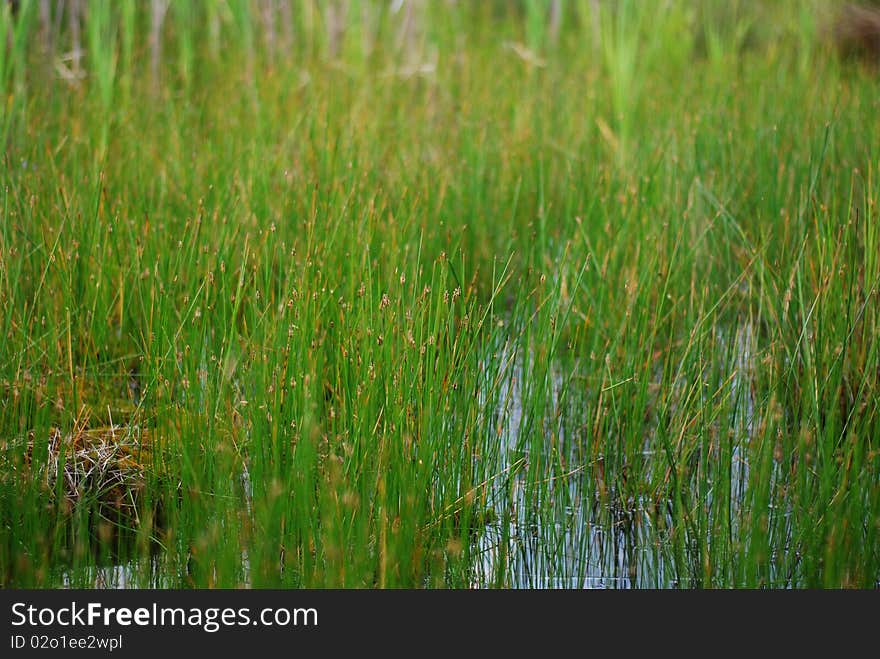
[473,321,758,588]
[56,323,767,589]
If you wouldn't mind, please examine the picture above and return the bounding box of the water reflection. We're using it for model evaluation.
[63,323,762,589]
[473,322,758,588]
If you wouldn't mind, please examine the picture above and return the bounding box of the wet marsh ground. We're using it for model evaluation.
[1,1,879,588]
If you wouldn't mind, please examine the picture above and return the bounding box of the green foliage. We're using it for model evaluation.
[0,0,878,589]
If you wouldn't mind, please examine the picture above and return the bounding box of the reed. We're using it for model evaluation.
[0,0,878,589]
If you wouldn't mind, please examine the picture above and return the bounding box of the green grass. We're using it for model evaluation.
[1,0,878,588]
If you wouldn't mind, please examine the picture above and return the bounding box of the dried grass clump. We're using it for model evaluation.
[32,424,152,520]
